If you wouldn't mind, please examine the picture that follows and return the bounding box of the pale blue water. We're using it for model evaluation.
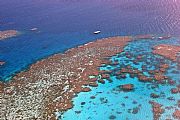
[61,38,180,120]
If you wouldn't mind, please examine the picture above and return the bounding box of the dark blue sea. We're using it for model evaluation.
[1,0,180,120]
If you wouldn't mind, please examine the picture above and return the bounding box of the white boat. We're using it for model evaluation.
[158,35,171,40]
[93,30,101,34]
[30,28,38,31]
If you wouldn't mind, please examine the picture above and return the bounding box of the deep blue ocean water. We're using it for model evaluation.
[0,0,180,81]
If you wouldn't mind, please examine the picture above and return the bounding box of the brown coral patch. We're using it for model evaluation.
[173,109,180,119]
[153,44,180,61]
[0,30,19,40]
[149,101,164,120]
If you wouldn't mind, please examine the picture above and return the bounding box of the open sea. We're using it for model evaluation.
[0,0,180,120]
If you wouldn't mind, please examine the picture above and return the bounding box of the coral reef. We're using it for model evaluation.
[0,30,19,40]
[0,36,131,119]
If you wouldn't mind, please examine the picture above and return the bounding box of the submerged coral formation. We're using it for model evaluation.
[0,36,131,119]
[0,30,19,40]
[153,44,180,61]
[0,35,179,120]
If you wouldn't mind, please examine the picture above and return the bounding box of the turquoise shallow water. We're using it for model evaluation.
[60,38,180,120]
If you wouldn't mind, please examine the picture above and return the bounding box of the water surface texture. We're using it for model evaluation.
[0,0,180,81]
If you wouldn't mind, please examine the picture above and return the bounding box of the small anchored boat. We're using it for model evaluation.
[158,35,171,40]
[30,28,38,31]
[93,30,101,34]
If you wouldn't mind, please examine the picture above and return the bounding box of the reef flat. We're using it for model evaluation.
[153,44,180,62]
[0,36,131,119]
[0,35,179,120]
[61,35,179,120]
[0,30,19,40]
[0,61,5,66]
